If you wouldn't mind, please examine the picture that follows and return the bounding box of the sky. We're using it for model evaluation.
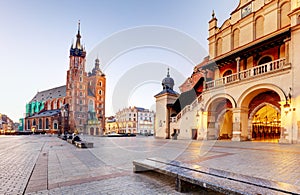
[0,0,239,122]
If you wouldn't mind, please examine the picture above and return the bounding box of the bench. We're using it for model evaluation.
[74,141,93,148]
[133,157,300,194]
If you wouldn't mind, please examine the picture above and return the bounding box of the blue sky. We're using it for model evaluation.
[0,0,239,122]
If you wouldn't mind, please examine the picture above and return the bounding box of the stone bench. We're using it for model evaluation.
[74,141,93,148]
[133,157,300,194]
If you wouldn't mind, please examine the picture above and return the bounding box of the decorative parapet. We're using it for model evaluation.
[206,58,287,90]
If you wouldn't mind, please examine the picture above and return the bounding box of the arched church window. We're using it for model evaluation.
[53,100,57,109]
[53,121,58,129]
[27,120,31,130]
[38,119,43,129]
[45,118,49,129]
[88,99,94,112]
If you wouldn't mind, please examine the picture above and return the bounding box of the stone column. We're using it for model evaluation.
[284,38,290,64]
[232,107,249,141]
[165,106,170,139]
[298,121,300,142]
[202,70,208,90]
[279,102,292,143]
[236,57,240,80]
[206,111,216,140]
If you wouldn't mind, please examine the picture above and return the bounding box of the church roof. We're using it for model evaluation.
[172,89,198,113]
[30,85,66,103]
[28,109,61,118]
[154,88,179,97]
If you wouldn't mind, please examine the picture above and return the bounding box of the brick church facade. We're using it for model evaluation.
[24,23,106,135]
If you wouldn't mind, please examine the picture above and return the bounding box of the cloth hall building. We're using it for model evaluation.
[24,24,106,135]
[155,0,300,143]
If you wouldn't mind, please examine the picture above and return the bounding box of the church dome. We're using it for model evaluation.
[162,68,174,90]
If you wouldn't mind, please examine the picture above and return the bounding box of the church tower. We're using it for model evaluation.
[66,21,88,133]
[86,58,106,135]
[154,68,179,139]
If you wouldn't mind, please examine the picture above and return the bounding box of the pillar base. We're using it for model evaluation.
[279,138,290,144]
[231,131,241,142]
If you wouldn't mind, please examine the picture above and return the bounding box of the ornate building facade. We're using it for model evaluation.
[155,0,300,143]
[114,106,155,135]
[24,23,106,135]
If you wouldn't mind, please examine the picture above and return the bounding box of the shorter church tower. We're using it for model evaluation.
[86,58,106,135]
[154,68,179,139]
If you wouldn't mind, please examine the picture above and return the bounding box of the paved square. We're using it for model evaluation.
[0,135,299,194]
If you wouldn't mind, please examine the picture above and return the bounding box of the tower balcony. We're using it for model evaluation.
[205,58,290,90]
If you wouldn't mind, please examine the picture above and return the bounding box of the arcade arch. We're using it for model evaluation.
[238,86,284,142]
[206,97,234,140]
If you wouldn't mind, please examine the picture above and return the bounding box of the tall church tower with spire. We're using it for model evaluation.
[66,21,88,133]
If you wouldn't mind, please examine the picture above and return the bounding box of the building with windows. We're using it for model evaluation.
[24,23,106,135]
[114,107,155,134]
[155,0,300,143]
[105,116,118,134]
[0,113,14,134]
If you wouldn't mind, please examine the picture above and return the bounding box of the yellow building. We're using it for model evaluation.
[155,0,300,144]
[105,116,119,134]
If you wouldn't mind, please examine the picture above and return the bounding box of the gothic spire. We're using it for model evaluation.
[75,20,81,49]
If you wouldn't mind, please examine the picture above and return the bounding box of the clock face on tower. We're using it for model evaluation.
[241,4,252,18]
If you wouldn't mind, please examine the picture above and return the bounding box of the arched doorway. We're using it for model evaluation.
[217,110,233,139]
[251,104,281,141]
[247,91,281,142]
[207,98,233,140]
[90,127,94,135]
[53,120,58,130]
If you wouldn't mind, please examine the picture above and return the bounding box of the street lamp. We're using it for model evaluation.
[284,87,292,114]
[283,102,290,114]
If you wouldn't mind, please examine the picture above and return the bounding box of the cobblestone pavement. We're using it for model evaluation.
[0,135,299,194]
